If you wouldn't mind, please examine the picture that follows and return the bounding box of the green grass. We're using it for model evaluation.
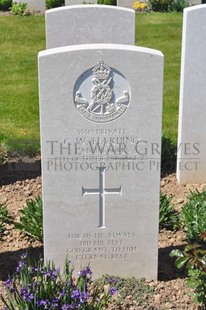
[136,12,183,142]
[0,15,45,155]
[0,13,182,155]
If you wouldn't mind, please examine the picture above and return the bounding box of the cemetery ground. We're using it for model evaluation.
[0,11,203,310]
[0,169,205,310]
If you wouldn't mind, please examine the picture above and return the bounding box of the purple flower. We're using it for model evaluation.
[20,286,34,302]
[33,266,39,273]
[20,286,28,295]
[61,305,74,310]
[67,259,71,265]
[80,291,89,302]
[36,299,47,306]
[71,289,88,306]
[4,279,12,289]
[22,292,34,302]
[60,289,66,298]
[52,267,60,280]
[33,281,39,288]
[51,297,59,308]
[45,270,51,277]
[78,266,92,278]
[4,279,14,293]
[71,289,80,299]
[109,286,118,295]
[16,260,26,272]
[21,253,27,259]
[52,296,59,306]
[106,276,118,285]
[85,266,92,276]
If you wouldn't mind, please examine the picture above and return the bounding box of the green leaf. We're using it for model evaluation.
[170,249,184,258]
[184,244,197,252]
[14,196,43,241]
[186,278,200,290]
[159,192,179,231]
[180,188,206,243]
[175,256,188,269]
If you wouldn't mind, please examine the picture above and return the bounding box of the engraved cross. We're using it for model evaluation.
[82,167,122,228]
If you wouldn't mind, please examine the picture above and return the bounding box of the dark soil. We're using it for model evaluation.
[0,164,205,309]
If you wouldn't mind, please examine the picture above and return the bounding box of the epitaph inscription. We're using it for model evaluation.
[74,60,130,123]
[67,231,137,261]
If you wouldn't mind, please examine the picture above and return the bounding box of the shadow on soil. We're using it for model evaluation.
[161,134,177,178]
[0,244,186,282]
[0,246,43,281]
[158,244,187,281]
[0,158,41,185]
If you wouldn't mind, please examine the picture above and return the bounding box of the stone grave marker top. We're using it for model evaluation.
[39,43,164,279]
[46,5,135,49]
[117,0,136,9]
[65,0,97,4]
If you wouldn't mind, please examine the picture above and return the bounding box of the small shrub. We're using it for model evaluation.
[161,132,177,172]
[14,196,43,242]
[46,0,64,9]
[149,0,174,12]
[0,205,13,239]
[11,2,30,15]
[98,0,116,5]
[133,1,149,12]
[180,189,206,243]
[0,142,8,165]
[1,254,118,309]
[170,239,206,307]
[8,139,40,158]
[95,275,155,306]
[159,192,179,230]
[171,0,190,11]
[0,0,12,11]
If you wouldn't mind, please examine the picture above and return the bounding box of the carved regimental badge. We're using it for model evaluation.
[74,60,131,123]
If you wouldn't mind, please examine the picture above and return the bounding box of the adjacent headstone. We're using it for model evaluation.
[39,44,164,279]
[189,0,202,5]
[177,5,206,184]
[46,5,135,49]
[117,0,135,9]
[65,0,97,4]
[14,0,45,12]
[189,0,204,5]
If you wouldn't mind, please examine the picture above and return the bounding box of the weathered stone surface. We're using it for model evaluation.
[39,44,163,279]
[117,0,135,9]
[46,5,135,48]
[65,0,97,4]
[177,5,206,184]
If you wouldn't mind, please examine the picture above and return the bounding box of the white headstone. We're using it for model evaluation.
[46,5,135,49]
[177,5,206,184]
[117,0,135,9]
[189,0,202,5]
[13,0,45,12]
[65,0,97,4]
[39,44,163,279]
